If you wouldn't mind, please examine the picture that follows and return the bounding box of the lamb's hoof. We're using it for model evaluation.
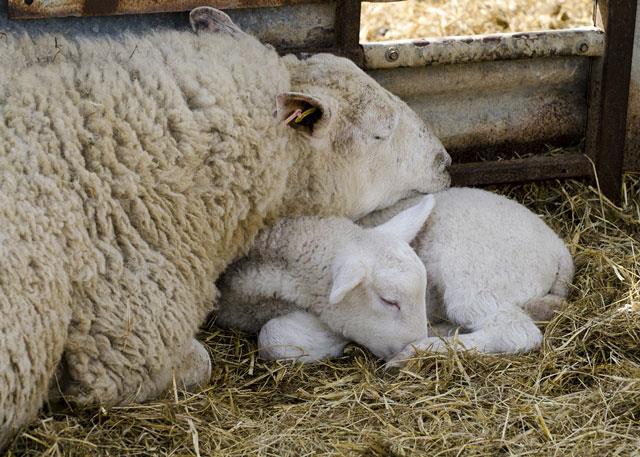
[385,337,445,369]
[175,339,211,392]
[384,342,421,369]
[384,351,412,370]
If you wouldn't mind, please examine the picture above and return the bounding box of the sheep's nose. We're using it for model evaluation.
[435,150,452,170]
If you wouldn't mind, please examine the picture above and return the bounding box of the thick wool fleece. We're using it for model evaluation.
[0,30,291,443]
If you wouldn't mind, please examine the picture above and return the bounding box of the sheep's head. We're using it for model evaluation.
[279,54,451,219]
[189,7,450,220]
[320,195,435,361]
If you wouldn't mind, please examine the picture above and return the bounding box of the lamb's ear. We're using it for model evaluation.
[374,195,435,243]
[190,7,242,35]
[275,92,335,139]
[329,258,366,305]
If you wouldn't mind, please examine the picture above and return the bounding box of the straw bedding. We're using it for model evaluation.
[7,2,640,456]
[5,173,639,456]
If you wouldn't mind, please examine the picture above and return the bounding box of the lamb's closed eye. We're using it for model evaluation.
[379,296,400,310]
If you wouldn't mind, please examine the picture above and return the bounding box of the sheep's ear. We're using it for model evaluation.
[275,92,334,139]
[329,259,366,305]
[374,195,435,243]
[190,7,242,35]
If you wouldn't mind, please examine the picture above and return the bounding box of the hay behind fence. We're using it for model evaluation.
[361,0,594,41]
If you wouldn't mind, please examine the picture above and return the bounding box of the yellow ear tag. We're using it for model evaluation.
[283,109,303,126]
[294,107,318,124]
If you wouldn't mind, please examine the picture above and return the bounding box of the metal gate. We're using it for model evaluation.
[5,0,638,201]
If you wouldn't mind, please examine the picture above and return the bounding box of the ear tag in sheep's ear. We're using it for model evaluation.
[293,107,318,124]
[282,107,319,127]
[283,109,303,126]
[275,92,333,138]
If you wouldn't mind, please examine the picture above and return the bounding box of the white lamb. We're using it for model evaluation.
[215,188,573,365]
[359,187,574,366]
[215,197,437,362]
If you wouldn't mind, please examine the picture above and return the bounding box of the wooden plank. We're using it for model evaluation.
[7,0,315,19]
[586,0,638,202]
[450,154,593,186]
[624,3,640,171]
[335,0,363,66]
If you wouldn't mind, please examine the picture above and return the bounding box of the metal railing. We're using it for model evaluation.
[5,0,637,201]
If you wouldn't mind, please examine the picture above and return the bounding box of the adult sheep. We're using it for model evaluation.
[0,6,450,448]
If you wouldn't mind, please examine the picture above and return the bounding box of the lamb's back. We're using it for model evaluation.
[359,188,570,308]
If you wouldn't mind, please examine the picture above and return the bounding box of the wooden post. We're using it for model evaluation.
[586,0,638,202]
[335,0,363,66]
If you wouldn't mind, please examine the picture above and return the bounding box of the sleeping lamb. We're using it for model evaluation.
[0,7,451,447]
[215,188,573,365]
[214,196,436,362]
[360,187,574,366]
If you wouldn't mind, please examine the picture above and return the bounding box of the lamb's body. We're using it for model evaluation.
[216,188,573,365]
[216,218,356,334]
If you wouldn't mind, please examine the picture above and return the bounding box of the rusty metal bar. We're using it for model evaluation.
[624,2,640,171]
[335,0,363,65]
[450,154,593,187]
[7,0,315,19]
[368,56,589,154]
[363,27,604,69]
[586,0,638,202]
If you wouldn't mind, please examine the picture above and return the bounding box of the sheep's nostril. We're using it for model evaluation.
[434,151,452,170]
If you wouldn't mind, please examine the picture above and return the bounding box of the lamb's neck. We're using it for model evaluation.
[252,217,358,311]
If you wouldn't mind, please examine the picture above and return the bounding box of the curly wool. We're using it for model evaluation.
[0,29,292,444]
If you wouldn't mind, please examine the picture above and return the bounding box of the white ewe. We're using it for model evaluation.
[0,7,451,447]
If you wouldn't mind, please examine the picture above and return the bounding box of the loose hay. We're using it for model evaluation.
[361,0,595,41]
[5,173,639,456]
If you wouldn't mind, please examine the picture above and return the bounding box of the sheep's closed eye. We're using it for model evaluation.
[373,135,386,141]
[380,296,401,310]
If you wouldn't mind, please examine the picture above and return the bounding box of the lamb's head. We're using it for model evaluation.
[279,54,451,219]
[320,195,435,361]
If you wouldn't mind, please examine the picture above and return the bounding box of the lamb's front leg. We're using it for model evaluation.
[258,311,348,363]
[387,306,542,367]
